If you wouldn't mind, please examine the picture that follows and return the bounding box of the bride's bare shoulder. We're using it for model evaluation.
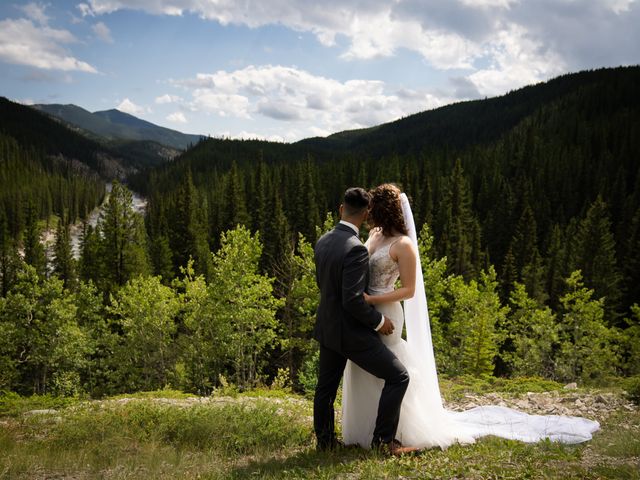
[391,234,412,247]
[388,234,415,260]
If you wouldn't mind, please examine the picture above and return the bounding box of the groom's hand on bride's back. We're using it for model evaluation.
[378,316,394,335]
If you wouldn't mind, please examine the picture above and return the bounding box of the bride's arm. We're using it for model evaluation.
[364,237,417,305]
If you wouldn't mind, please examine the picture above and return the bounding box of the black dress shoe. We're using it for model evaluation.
[371,438,421,456]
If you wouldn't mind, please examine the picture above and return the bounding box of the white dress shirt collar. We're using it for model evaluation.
[339,220,359,235]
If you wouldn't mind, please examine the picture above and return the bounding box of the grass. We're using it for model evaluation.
[106,389,195,401]
[439,375,565,400]
[0,390,78,417]
[1,383,638,479]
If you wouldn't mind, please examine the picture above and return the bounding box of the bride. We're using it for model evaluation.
[342,183,600,449]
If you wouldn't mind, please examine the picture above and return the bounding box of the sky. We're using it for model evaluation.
[0,0,638,142]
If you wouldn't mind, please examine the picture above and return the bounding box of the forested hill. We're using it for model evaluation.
[34,103,203,151]
[0,98,108,276]
[0,97,157,177]
[140,65,640,322]
[1,97,109,176]
[1,98,184,174]
[298,66,640,156]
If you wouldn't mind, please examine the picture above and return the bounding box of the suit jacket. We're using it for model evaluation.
[313,223,383,352]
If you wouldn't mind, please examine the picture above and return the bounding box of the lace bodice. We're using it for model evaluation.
[367,239,403,344]
[367,241,400,295]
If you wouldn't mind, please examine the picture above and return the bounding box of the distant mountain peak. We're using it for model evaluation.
[33,103,203,151]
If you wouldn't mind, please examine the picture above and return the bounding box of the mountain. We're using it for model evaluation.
[34,104,202,150]
[0,97,169,178]
[0,98,107,243]
[1,97,113,177]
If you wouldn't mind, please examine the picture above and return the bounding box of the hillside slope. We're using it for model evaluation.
[34,104,202,150]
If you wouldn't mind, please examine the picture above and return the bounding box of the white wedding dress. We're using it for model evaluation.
[341,194,600,449]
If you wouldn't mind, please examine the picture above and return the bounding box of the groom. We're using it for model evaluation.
[313,187,413,455]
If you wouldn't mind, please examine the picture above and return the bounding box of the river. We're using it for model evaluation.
[43,183,147,261]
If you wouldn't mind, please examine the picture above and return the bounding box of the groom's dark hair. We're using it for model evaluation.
[343,187,371,216]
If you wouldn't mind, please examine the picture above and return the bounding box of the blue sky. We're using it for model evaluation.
[1,0,638,142]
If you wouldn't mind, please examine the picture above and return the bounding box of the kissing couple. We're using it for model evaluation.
[313,184,600,456]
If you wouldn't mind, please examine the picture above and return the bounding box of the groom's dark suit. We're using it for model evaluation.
[313,222,409,449]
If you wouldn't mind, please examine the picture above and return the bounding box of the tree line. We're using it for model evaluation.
[0,180,637,398]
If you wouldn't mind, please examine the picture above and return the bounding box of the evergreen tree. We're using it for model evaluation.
[169,170,210,278]
[297,157,321,242]
[500,246,518,302]
[470,218,484,276]
[556,270,617,384]
[223,161,250,230]
[78,223,102,286]
[419,175,434,227]
[622,208,640,313]
[261,189,292,276]
[440,159,477,279]
[448,267,508,377]
[620,305,640,375]
[150,234,174,282]
[22,200,46,277]
[511,203,537,272]
[545,224,568,310]
[99,181,150,292]
[52,216,75,289]
[521,247,548,305]
[573,196,623,323]
[252,157,269,234]
[0,209,18,297]
[501,283,558,377]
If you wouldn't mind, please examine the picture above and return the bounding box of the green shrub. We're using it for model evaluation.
[298,349,319,398]
[623,376,640,405]
[0,391,77,417]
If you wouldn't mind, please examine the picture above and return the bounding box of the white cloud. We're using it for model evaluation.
[117,98,148,115]
[166,111,187,123]
[190,91,252,118]
[468,25,566,96]
[76,3,95,17]
[79,0,480,69]
[606,0,636,14]
[337,9,480,69]
[78,0,640,98]
[19,2,50,25]
[171,64,449,140]
[0,18,97,73]
[459,0,516,8]
[155,93,182,104]
[92,21,113,43]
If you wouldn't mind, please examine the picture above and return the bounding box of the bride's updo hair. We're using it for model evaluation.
[368,183,408,236]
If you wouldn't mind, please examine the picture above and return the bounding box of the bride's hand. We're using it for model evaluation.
[364,293,375,304]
